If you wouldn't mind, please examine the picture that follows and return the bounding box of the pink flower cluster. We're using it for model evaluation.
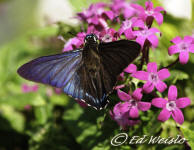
[60,0,193,129]
[111,62,191,128]
[63,0,165,51]
[22,84,39,93]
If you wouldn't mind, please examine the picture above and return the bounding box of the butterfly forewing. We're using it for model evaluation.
[17,49,83,88]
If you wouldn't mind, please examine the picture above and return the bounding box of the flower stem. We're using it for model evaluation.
[145,43,150,64]
[175,123,191,150]
[140,40,151,70]
[164,58,179,68]
[140,51,145,70]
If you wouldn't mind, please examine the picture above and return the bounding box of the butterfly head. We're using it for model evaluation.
[84,34,98,45]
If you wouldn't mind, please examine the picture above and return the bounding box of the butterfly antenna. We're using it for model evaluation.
[68,31,77,37]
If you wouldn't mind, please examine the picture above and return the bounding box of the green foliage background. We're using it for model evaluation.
[0,0,194,150]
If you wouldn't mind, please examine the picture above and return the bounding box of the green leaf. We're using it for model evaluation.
[181,127,194,149]
[166,70,189,84]
[0,105,25,132]
[34,106,50,125]
[0,93,46,109]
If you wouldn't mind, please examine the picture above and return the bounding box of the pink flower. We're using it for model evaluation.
[110,0,137,19]
[168,36,194,64]
[131,1,165,25]
[46,88,53,97]
[131,62,170,93]
[55,88,62,94]
[77,100,88,108]
[110,102,140,129]
[117,72,124,81]
[24,105,32,110]
[124,64,137,74]
[117,88,151,118]
[133,25,160,48]
[63,32,86,52]
[22,84,38,93]
[119,17,144,40]
[152,85,191,124]
[77,2,107,21]
[77,2,114,30]
[99,28,119,42]
[117,64,137,81]
[114,84,125,90]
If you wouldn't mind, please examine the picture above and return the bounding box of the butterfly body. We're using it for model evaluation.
[83,41,101,76]
[18,34,141,110]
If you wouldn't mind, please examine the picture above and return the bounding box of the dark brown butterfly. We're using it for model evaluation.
[17,34,141,110]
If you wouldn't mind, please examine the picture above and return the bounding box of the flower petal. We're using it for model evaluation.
[145,1,153,9]
[138,102,151,111]
[183,35,193,43]
[156,81,167,93]
[147,62,158,73]
[172,108,184,125]
[124,29,134,40]
[131,3,144,12]
[117,89,131,101]
[153,12,163,25]
[132,88,142,101]
[168,45,180,55]
[189,44,194,53]
[121,102,131,113]
[132,19,145,28]
[179,51,189,64]
[118,27,124,35]
[149,27,160,34]
[114,84,125,90]
[158,108,171,122]
[131,71,149,80]
[154,6,165,12]
[176,97,191,108]
[147,34,159,48]
[128,119,140,126]
[124,64,137,73]
[129,107,139,118]
[118,72,124,80]
[123,6,136,19]
[171,36,182,44]
[168,85,177,101]
[136,36,146,48]
[102,10,114,20]
[152,98,167,108]
[158,68,170,80]
[113,102,129,115]
[143,81,154,93]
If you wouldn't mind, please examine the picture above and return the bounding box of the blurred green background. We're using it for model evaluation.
[0,0,194,150]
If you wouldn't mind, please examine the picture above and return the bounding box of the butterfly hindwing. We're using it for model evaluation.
[77,64,108,109]
[97,40,141,96]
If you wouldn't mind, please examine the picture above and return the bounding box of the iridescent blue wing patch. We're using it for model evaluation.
[18,49,83,88]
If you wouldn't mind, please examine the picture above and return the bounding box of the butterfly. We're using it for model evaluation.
[17,34,141,110]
